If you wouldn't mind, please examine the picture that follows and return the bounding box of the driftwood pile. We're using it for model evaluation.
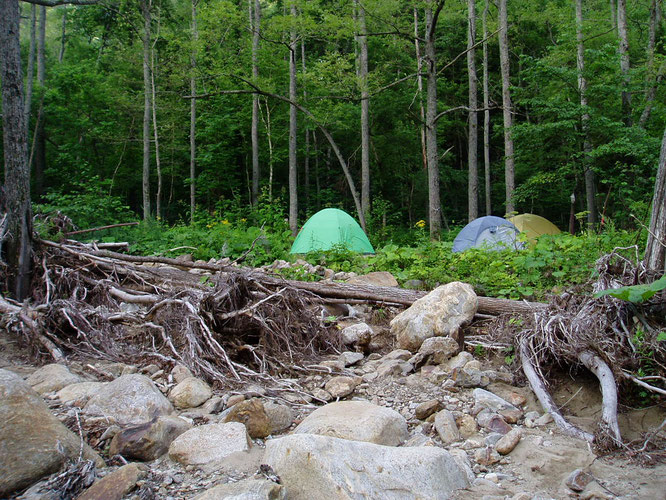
[0,238,664,454]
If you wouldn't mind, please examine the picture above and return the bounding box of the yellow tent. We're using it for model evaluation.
[508,213,561,242]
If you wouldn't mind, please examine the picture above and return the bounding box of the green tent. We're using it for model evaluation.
[290,208,375,254]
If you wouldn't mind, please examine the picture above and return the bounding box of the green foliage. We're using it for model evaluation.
[594,275,666,303]
[34,176,136,232]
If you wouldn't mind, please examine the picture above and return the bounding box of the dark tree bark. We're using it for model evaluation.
[425,0,444,238]
[302,40,310,212]
[58,6,67,62]
[356,0,371,222]
[1,0,33,300]
[288,3,298,237]
[141,0,152,221]
[34,5,46,197]
[414,7,427,173]
[576,0,597,226]
[644,126,666,272]
[617,0,631,126]
[151,29,162,220]
[24,4,36,136]
[250,0,260,207]
[467,0,479,222]
[498,0,515,214]
[190,0,198,222]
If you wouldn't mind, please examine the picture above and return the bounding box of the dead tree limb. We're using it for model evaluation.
[578,349,622,445]
[63,222,139,236]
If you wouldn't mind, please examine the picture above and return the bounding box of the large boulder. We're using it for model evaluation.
[109,415,191,461]
[263,434,470,500]
[0,369,104,497]
[84,374,173,425]
[168,422,252,466]
[192,478,286,500]
[26,364,82,394]
[168,377,212,409]
[293,401,409,446]
[390,282,477,352]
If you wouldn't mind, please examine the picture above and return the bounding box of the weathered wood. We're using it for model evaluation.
[64,221,139,235]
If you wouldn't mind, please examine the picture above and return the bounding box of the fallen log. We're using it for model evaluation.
[43,241,547,316]
[257,276,547,316]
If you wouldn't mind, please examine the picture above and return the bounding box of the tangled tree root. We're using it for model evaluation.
[1,239,342,396]
[497,247,666,450]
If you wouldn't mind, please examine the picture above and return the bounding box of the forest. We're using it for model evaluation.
[1,0,663,235]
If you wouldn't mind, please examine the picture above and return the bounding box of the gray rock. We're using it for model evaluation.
[347,271,398,287]
[376,359,413,378]
[168,377,212,409]
[495,428,522,455]
[77,463,146,500]
[170,364,193,384]
[454,366,490,388]
[410,336,460,368]
[0,369,104,497]
[56,382,106,406]
[473,388,520,413]
[443,351,473,371]
[390,282,477,352]
[324,376,358,398]
[109,415,191,461]
[264,402,294,434]
[26,364,82,394]
[476,411,511,435]
[168,422,252,466]
[414,399,442,420]
[434,409,462,444]
[263,434,470,500]
[84,374,174,425]
[565,469,595,492]
[294,400,409,446]
[339,351,364,367]
[340,323,373,346]
[192,478,286,500]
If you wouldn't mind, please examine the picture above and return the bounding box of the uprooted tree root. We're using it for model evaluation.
[0,239,342,398]
[491,247,666,454]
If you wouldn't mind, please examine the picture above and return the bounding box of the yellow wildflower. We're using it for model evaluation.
[222,219,230,225]
[415,220,426,228]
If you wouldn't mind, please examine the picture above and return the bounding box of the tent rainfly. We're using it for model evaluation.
[290,208,375,254]
[452,216,521,253]
[508,213,561,242]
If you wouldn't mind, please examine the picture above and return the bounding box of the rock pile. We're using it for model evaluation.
[1,279,663,499]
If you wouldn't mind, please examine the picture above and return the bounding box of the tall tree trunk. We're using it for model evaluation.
[610,0,617,30]
[302,39,310,212]
[482,0,491,215]
[414,7,427,172]
[644,126,666,272]
[498,0,515,214]
[24,4,36,136]
[356,0,371,222]
[1,0,32,300]
[576,0,597,226]
[59,8,67,63]
[141,0,152,221]
[467,0,478,222]
[151,35,162,220]
[250,0,260,207]
[639,0,661,128]
[190,0,198,223]
[260,97,275,202]
[34,5,46,197]
[617,0,631,126]
[425,0,442,238]
[288,4,298,237]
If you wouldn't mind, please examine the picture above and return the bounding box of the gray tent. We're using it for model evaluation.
[452,216,522,253]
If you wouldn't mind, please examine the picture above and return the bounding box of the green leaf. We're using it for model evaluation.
[594,275,666,303]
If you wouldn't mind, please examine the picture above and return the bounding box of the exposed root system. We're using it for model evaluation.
[1,239,341,391]
[493,247,665,451]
